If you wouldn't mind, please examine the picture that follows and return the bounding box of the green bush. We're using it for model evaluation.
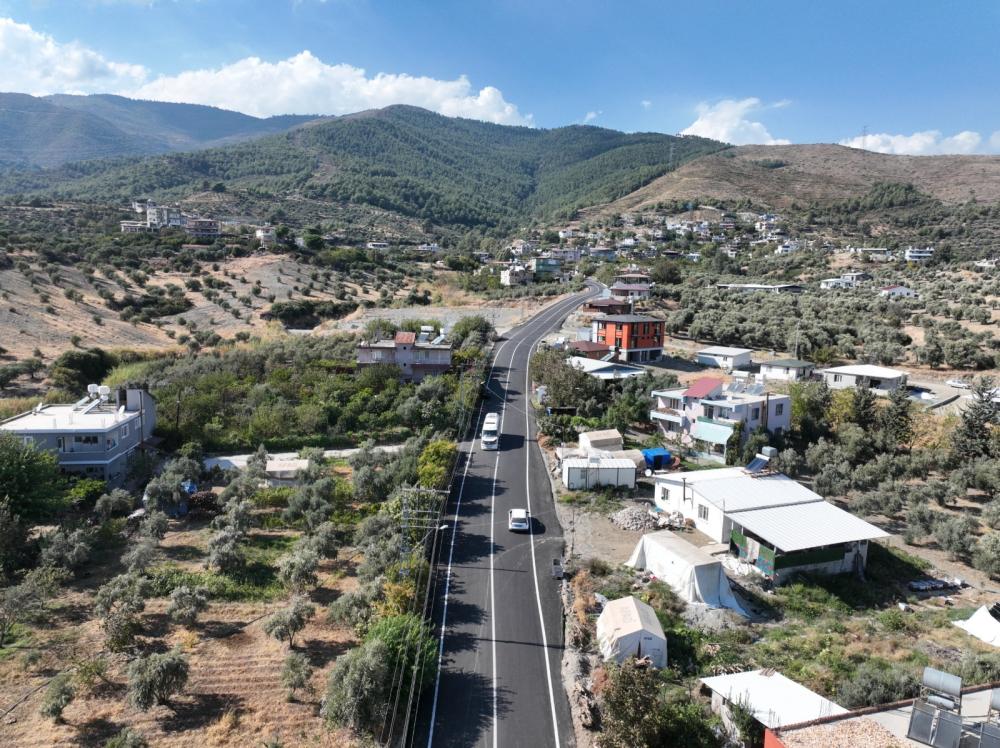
[836,661,919,708]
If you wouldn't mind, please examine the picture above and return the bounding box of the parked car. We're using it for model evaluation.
[946,379,971,389]
[508,508,531,532]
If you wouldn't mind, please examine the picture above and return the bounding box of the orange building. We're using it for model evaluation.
[591,314,664,363]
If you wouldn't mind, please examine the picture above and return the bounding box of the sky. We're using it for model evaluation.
[1,0,999,155]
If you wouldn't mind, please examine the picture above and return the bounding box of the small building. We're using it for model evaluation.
[366,241,389,249]
[759,359,815,382]
[696,346,753,370]
[818,364,907,392]
[120,220,153,234]
[609,282,652,302]
[592,314,664,363]
[561,457,636,490]
[569,340,612,359]
[595,596,667,669]
[416,242,442,253]
[528,257,562,281]
[568,356,645,381]
[548,247,582,263]
[653,466,888,581]
[701,670,847,735]
[588,246,617,261]
[579,428,624,454]
[878,284,918,298]
[356,330,452,383]
[841,270,872,283]
[819,277,855,290]
[584,298,631,316]
[847,246,894,261]
[904,246,934,262]
[716,283,804,294]
[1,386,157,487]
[255,224,277,248]
[500,264,532,286]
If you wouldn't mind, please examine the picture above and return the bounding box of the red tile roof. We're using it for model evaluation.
[394,331,416,345]
[682,377,724,399]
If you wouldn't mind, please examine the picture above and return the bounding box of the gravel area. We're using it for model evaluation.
[610,507,658,532]
[778,718,905,748]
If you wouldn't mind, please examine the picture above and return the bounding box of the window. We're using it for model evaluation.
[107,437,117,449]
[775,403,784,416]
[20,436,34,447]
[74,435,99,445]
[752,407,760,420]
[697,504,709,521]
[121,423,130,438]
[833,374,843,383]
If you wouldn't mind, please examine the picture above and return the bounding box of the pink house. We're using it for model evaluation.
[356,330,452,383]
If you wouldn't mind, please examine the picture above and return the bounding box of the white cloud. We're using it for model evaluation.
[991,131,1000,151]
[680,97,790,145]
[132,50,531,124]
[839,129,983,155]
[640,99,652,110]
[582,110,601,123]
[0,18,530,126]
[0,17,147,95]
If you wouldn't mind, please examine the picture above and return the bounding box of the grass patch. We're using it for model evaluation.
[558,489,626,515]
[244,532,298,565]
[147,563,284,602]
[252,487,293,509]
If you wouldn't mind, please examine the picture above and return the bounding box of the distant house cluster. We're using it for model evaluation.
[121,199,220,239]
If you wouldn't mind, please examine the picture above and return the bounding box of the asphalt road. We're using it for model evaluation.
[413,285,599,748]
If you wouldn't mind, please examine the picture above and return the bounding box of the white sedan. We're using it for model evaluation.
[946,379,971,389]
[508,508,531,532]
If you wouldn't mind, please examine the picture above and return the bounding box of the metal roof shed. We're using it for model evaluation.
[700,670,848,729]
[730,500,888,552]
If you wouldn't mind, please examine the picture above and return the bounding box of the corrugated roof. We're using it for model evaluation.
[394,331,416,344]
[683,377,725,398]
[691,420,734,445]
[658,470,823,513]
[571,341,611,352]
[594,314,662,323]
[732,501,889,552]
[700,670,848,729]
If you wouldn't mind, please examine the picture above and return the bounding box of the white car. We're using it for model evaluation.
[946,379,971,389]
[508,508,531,532]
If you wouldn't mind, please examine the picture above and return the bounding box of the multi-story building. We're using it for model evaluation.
[500,264,532,286]
[356,330,452,383]
[528,257,562,281]
[0,386,157,486]
[649,378,791,462]
[759,359,815,382]
[184,217,220,240]
[591,313,664,363]
[904,246,934,262]
[146,204,182,229]
[255,224,277,248]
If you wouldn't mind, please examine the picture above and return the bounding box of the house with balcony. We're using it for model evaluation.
[356,330,452,382]
[591,314,664,363]
[0,386,157,487]
[500,264,532,286]
[650,378,790,463]
[904,246,935,262]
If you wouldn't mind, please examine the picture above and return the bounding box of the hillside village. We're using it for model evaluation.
[0,96,999,748]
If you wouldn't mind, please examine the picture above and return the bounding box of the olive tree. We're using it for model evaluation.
[127,649,189,711]
[168,585,210,627]
[40,672,75,722]
[264,596,315,647]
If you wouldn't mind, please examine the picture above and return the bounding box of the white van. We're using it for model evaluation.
[481,412,500,450]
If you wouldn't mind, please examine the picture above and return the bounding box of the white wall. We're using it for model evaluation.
[654,482,726,541]
[696,351,752,370]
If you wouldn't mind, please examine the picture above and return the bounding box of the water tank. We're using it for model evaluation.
[761,446,778,459]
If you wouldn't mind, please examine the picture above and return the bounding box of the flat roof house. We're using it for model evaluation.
[696,346,753,371]
[591,314,664,363]
[818,364,907,392]
[1,386,157,487]
[609,282,652,302]
[356,330,452,383]
[650,379,790,463]
[760,359,815,382]
[653,465,887,581]
[583,298,631,316]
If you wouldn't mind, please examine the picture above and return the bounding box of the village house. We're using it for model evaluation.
[649,378,790,463]
[569,340,612,359]
[1,386,157,487]
[878,284,918,298]
[584,298,632,316]
[819,277,855,290]
[547,246,582,263]
[255,224,277,248]
[609,281,652,302]
[653,464,888,581]
[818,364,907,392]
[904,245,935,262]
[356,329,452,383]
[568,356,645,381]
[528,257,562,281]
[695,346,753,370]
[759,359,815,382]
[500,264,532,286]
[592,313,664,363]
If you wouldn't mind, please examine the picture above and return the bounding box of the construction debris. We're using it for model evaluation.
[610,506,658,532]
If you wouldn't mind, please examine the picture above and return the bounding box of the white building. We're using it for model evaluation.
[653,466,887,581]
[847,246,894,261]
[558,228,576,240]
[820,277,854,290]
[818,364,907,392]
[500,264,532,286]
[904,246,934,262]
[695,346,753,370]
[774,241,800,256]
[759,359,815,382]
[701,670,847,733]
[255,224,277,248]
[878,284,918,298]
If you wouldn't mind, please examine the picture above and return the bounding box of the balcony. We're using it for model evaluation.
[650,407,684,424]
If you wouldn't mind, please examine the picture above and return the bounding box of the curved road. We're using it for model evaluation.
[414,285,599,748]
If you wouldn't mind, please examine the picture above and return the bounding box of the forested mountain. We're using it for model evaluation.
[0,104,726,230]
[0,93,317,167]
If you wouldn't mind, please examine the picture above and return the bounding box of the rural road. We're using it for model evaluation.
[413,284,599,748]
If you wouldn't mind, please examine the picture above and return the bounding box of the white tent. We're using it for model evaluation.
[955,606,1000,646]
[626,530,747,616]
[595,596,667,669]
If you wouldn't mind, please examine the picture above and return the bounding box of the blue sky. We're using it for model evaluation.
[1,0,999,154]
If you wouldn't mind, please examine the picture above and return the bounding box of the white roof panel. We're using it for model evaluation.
[819,364,906,379]
[658,469,823,513]
[701,670,848,729]
[732,501,888,552]
[1,404,138,433]
[698,346,753,356]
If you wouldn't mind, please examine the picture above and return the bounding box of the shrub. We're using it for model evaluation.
[364,613,437,694]
[281,652,314,700]
[277,548,320,593]
[104,727,148,748]
[321,639,391,731]
[974,533,1000,577]
[837,662,919,708]
[933,515,978,559]
[168,585,210,627]
[40,672,75,722]
[127,649,189,710]
[39,526,94,572]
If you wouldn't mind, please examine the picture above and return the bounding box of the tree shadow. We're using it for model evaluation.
[200,619,245,639]
[74,717,122,745]
[412,671,512,747]
[162,694,244,732]
[163,544,205,562]
[299,637,351,668]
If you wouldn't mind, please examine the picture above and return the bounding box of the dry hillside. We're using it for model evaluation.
[586,144,1000,215]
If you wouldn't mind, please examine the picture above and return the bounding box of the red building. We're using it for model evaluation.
[591,314,664,363]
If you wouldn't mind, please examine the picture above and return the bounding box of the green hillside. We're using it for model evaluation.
[0,105,726,230]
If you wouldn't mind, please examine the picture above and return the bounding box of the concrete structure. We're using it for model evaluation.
[579,428,624,454]
[609,282,652,302]
[120,220,153,234]
[595,596,667,669]
[500,264,532,286]
[696,346,753,370]
[592,314,664,363]
[568,340,612,359]
[147,204,182,229]
[583,298,631,315]
[650,378,790,463]
[1,386,156,486]
[879,284,918,298]
[819,277,855,290]
[528,257,562,281]
[653,467,887,581]
[904,245,935,262]
[759,359,815,382]
[255,224,277,248]
[548,247,582,263]
[701,670,847,736]
[356,330,452,382]
[184,217,220,239]
[818,364,907,392]
[716,283,804,294]
[365,241,389,249]
[847,246,894,261]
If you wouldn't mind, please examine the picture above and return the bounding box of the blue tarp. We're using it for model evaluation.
[641,447,672,470]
